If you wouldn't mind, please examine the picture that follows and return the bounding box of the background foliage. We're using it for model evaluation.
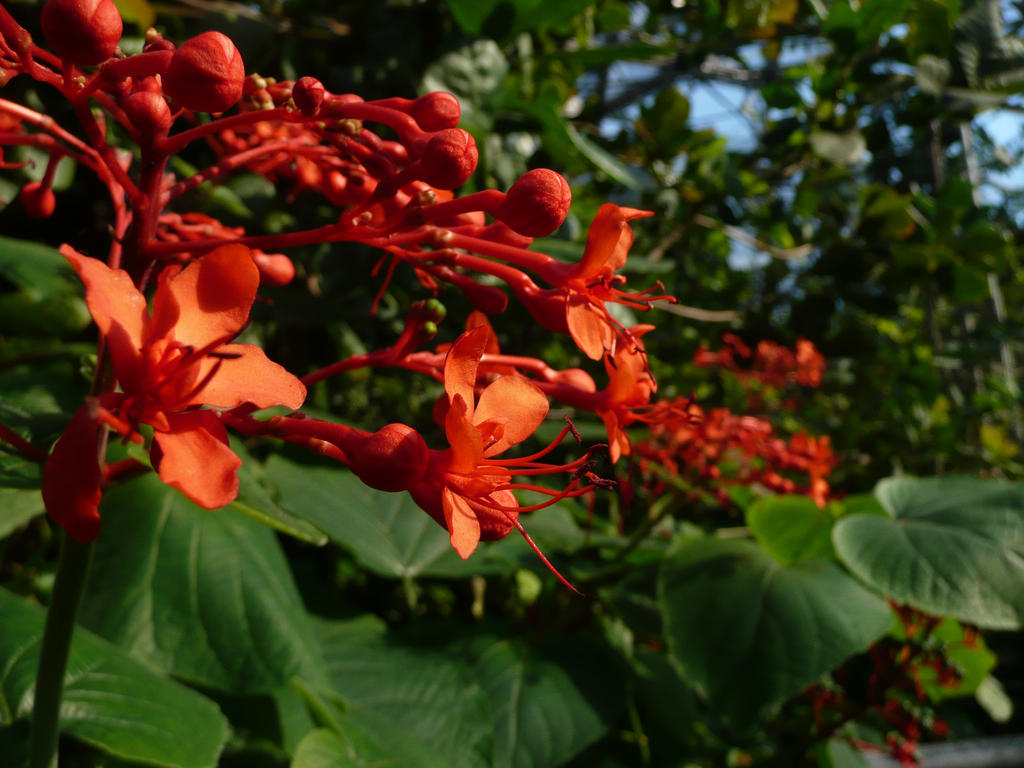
[2,0,1024,766]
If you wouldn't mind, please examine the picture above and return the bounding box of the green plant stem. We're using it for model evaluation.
[30,534,95,768]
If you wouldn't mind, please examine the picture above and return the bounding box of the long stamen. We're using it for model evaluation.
[509,517,581,595]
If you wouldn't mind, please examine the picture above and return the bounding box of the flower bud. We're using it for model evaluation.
[409,91,461,131]
[292,76,326,115]
[41,0,122,66]
[417,128,477,189]
[494,169,571,238]
[120,90,171,138]
[162,31,245,113]
[251,251,295,286]
[347,424,428,492]
[19,181,55,219]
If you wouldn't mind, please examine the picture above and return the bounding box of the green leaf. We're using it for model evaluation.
[440,0,500,33]
[815,738,872,768]
[231,439,328,545]
[0,588,227,768]
[564,124,652,190]
[557,43,676,67]
[316,617,492,768]
[290,729,363,768]
[78,473,328,694]
[658,538,892,729]
[464,634,624,768]
[833,476,1024,629]
[0,454,42,538]
[0,236,90,337]
[746,495,836,565]
[264,455,461,578]
[631,648,697,741]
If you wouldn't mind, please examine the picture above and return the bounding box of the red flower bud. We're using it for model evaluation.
[347,423,428,492]
[120,90,172,138]
[494,169,571,238]
[41,0,122,65]
[19,181,55,219]
[292,76,326,115]
[417,128,477,189]
[251,251,295,286]
[163,31,245,113]
[409,91,461,131]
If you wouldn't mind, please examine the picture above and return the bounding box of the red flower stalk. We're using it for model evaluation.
[43,244,306,541]
[438,203,675,361]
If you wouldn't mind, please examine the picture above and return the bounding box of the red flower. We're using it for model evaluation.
[43,244,306,540]
[562,204,658,360]
[411,325,550,558]
[407,326,597,589]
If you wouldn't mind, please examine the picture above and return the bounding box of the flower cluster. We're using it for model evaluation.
[628,334,834,508]
[695,333,826,394]
[804,605,968,767]
[634,403,836,507]
[0,0,684,580]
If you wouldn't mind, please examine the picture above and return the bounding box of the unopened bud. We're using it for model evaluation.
[251,251,295,286]
[20,181,55,219]
[417,128,477,189]
[494,168,571,238]
[41,0,122,65]
[120,90,172,137]
[163,31,245,113]
[409,91,461,131]
[292,76,326,114]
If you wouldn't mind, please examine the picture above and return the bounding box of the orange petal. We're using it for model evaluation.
[151,244,259,349]
[151,410,241,509]
[575,204,653,277]
[605,344,649,403]
[475,376,548,456]
[472,489,518,541]
[566,295,612,360]
[42,404,103,542]
[465,310,502,355]
[444,393,483,473]
[443,325,488,413]
[62,246,147,391]
[599,409,630,463]
[183,343,306,410]
[442,486,480,559]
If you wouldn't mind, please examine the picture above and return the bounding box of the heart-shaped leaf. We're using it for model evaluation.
[659,537,892,729]
[833,475,1024,629]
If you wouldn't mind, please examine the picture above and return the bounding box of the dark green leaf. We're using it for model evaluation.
[231,439,328,545]
[464,634,624,768]
[316,617,492,768]
[79,473,328,693]
[0,588,227,768]
[658,538,892,729]
[0,236,90,336]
